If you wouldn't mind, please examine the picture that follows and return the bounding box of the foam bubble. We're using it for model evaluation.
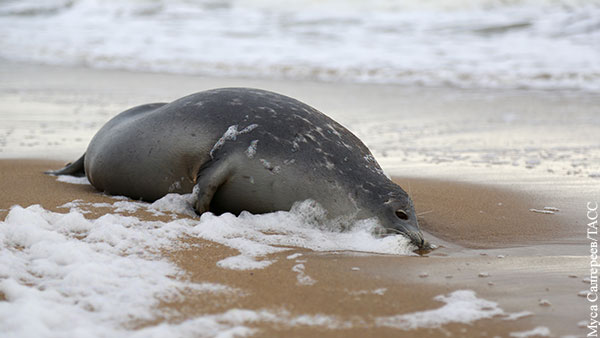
[12,195,417,274]
[510,326,551,337]
[292,263,317,286]
[0,204,527,337]
[0,200,414,336]
[217,254,276,270]
[0,205,237,338]
[502,311,534,320]
[55,175,90,185]
[6,197,526,336]
[148,193,197,217]
[375,290,503,329]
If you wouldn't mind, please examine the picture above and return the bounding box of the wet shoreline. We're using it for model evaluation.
[0,158,592,336]
[0,62,598,336]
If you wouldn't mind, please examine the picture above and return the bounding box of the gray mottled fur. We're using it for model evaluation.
[48,88,424,247]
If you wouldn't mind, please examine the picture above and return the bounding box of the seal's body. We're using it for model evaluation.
[49,88,424,247]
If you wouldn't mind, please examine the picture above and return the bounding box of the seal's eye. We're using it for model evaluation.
[395,210,409,220]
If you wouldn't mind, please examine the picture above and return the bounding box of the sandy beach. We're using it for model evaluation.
[0,63,598,337]
[0,159,592,337]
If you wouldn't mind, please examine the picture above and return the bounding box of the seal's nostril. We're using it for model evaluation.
[395,209,409,220]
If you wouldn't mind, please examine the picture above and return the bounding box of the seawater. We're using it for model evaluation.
[0,0,598,91]
[0,189,516,337]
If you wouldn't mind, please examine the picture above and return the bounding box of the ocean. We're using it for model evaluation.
[1,0,599,91]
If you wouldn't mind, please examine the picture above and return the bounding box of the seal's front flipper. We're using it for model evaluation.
[45,154,86,177]
[194,159,231,215]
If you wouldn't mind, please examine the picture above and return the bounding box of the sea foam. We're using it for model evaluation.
[0,196,535,336]
[0,0,598,91]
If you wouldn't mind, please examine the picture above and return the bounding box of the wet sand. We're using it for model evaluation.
[1,62,598,337]
[0,159,591,337]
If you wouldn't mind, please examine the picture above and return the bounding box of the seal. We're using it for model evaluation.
[48,88,425,248]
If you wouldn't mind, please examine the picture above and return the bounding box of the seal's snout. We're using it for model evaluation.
[388,206,425,249]
[408,230,425,249]
[395,222,425,249]
[385,219,425,248]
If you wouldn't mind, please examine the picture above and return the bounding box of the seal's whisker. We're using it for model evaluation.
[417,210,433,217]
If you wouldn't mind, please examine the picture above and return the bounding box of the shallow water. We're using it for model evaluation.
[0,170,589,336]
[0,187,531,336]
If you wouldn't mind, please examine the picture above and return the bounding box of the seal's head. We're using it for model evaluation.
[378,188,425,249]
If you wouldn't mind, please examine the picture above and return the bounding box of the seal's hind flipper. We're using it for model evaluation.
[45,154,86,177]
[194,159,231,215]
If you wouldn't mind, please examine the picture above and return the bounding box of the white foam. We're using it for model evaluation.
[292,263,317,286]
[347,288,387,296]
[287,253,303,260]
[375,290,503,329]
[0,200,414,336]
[162,308,353,332]
[3,196,540,336]
[153,305,507,332]
[510,326,551,337]
[55,175,90,185]
[372,288,387,295]
[217,254,275,270]
[59,193,198,218]
[0,0,598,91]
[0,206,524,338]
[0,205,239,338]
[502,311,534,320]
[148,193,197,217]
[13,195,418,274]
